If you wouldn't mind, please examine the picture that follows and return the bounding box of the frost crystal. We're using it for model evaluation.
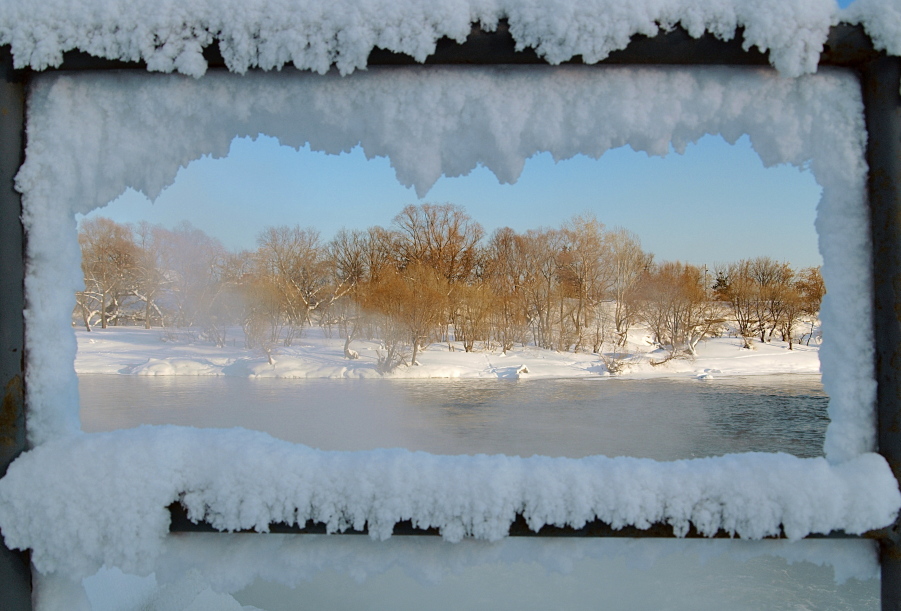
[0,0,895,78]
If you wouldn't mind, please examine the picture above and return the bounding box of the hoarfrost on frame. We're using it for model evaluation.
[2,65,897,582]
[0,0,897,78]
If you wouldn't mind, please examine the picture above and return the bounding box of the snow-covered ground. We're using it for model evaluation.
[74,325,820,381]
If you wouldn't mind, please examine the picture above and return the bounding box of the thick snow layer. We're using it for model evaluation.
[74,326,822,381]
[18,66,873,460]
[0,427,896,580]
[1,0,897,79]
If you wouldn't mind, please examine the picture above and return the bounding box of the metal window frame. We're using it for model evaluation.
[1,23,898,610]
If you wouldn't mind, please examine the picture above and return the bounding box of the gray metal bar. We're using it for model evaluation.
[42,23,875,73]
[48,23,774,71]
[0,47,32,610]
[369,22,774,66]
[864,54,901,611]
[168,502,866,538]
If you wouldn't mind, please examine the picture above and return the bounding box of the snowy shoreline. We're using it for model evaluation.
[75,326,820,381]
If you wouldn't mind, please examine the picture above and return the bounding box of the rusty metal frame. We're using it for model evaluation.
[0,23,898,610]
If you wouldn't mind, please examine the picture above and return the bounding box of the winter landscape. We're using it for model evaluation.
[74,206,828,463]
[6,1,901,607]
[73,206,824,383]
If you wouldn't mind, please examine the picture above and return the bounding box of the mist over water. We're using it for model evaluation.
[79,374,828,460]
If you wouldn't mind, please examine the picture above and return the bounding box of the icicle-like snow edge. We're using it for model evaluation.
[0,0,885,79]
[0,426,896,579]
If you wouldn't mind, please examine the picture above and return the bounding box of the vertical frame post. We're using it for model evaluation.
[0,47,32,610]
[863,55,901,611]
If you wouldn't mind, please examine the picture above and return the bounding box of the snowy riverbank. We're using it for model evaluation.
[74,326,820,381]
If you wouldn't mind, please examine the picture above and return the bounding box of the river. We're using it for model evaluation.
[79,373,829,460]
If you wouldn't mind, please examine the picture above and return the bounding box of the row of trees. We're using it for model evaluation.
[712,258,824,350]
[76,205,823,370]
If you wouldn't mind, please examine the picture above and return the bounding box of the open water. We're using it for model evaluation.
[80,374,828,459]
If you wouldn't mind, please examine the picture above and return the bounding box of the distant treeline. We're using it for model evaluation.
[75,204,823,371]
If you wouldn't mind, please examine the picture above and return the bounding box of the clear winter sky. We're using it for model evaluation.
[85,0,860,271]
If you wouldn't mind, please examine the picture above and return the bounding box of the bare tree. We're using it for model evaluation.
[75,205,819,371]
[748,257,793,343]
[241,276,284,364]
[254,226,329,336]
[360,263,446,369]
[77,217,138,329]
[456,279,493,352]
[558,213,611,353]
[719,260,757,349]
[637,262,720,360]
[392,203,484,348]
[517,228,564,350]
[392,203,484,282]
[778,281,804,349]
[796,266,825,345]
[607,228,653,347]
[328,228,370,356]
[131,221,168,329]
[201,250,251,347]
[484,227,529,353]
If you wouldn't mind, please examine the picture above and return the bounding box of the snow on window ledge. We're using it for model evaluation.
[1,65,899,581]
[1,427,897,578]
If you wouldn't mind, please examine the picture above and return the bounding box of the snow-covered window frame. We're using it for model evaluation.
[1,7,901,610]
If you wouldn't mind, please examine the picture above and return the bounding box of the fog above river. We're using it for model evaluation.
[80,374,827,461]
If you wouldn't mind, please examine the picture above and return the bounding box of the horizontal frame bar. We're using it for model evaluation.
[31,23,880,74]
[168,503,875,539]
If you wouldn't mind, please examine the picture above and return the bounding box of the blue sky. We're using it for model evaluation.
[89,133,824,269]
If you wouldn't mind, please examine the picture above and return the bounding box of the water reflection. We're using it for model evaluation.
[80,374,827,460]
